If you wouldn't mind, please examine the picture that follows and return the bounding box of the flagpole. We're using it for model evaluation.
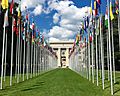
[31,41,33,78]
[107,30,110,81]
[33,44,35,77]
[1,12,7,89]
[10,17,14,86]
[95,19,99,86]
[88,29,91,81]
[15,36,18,79]
[107,0,113,94]
[17,23,20,83]
[100,15,105,90]
[111,21,116,83]
[23,21,26,81]
[92,19,94,84]
[118,0,120,50]
[4,32,7,82]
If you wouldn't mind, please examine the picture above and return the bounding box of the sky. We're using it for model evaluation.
[11,0,108,41]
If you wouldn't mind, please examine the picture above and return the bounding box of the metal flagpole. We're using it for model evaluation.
[118,0,120,50]
[92,24,94,84]
[33,44,35,77]
[23,21,26,81]
[15,36,18,79]
[30,41,33,78]
[107,0,113,94]
[10,17,14,86]
[1,12,7,89]
[96,19,99,86]
[111,21,116,83]
[4,32,7,82]
[100,15,105,90]
[88,29,91,81]
[36,45,37,76]
[16,35,19,83]
[107,31,110,81]
[17,23,20,83]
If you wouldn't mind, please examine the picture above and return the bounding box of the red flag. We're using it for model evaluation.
[10,0,14,15]
[96,0,101,5]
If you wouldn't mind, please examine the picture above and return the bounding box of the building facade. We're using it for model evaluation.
[49,41,73,67]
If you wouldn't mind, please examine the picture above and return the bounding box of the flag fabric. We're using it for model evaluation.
[1,0,8,9]
[75,35,79,46]
[96,0,101,5]
[94,1,98,16]
[105,6,108,28]
[3,9,9,27]
[110,1,114,20]
[115,0,119,14]
[32,20,35,44]
[10,0,14,15]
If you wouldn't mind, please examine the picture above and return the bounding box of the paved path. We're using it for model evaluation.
[0,68,105,96]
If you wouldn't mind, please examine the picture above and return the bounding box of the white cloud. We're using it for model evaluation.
[48,26,74,40]
[53,13,60,24]
[32,5,42,16]
[49,37,60,42]
[47,0,90,41]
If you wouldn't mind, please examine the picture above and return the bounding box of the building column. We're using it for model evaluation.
[57,48,61,67]
[66,48,69,67]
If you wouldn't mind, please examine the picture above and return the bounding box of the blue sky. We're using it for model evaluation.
[17,0,110,41]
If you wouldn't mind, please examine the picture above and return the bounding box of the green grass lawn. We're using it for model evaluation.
[0,68,108,96]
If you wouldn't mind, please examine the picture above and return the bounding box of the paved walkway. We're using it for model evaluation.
[0,68,105,96]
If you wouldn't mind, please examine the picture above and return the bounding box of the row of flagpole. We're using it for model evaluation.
[69,0,120,95]
[0,0,58,89]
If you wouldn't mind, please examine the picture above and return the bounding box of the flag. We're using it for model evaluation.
[94,1,98,16]
[10,0,14,15]
[115,0,119,14]
[110,1,114,20]
[96,0,101,5]
[17,7,21,18]
[3,9,9,27]
[1,0,8,9]
[89,31,92,42]
[105,6,108,28]
[75,35,79,46]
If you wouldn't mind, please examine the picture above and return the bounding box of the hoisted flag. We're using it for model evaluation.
[105,6,108,28]
[115,0,119,14]
[1,0,8,9]
[10,0,14,15]
[110,1,114,20]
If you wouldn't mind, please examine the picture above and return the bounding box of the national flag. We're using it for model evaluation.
[96,0,101,5]
[89,31,92,42]
[110,1,114,20]
[105,6,108,28]
[115,0,119,14]
[75,34,79,46]
[94,1,98,16]
[1,0,8,9]
[17,7,21,18]
[10,0,14,15]
[3,9,9,27]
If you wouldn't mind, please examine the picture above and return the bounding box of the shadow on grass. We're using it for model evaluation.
[114,88,120,95]
[21,81,45,92]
